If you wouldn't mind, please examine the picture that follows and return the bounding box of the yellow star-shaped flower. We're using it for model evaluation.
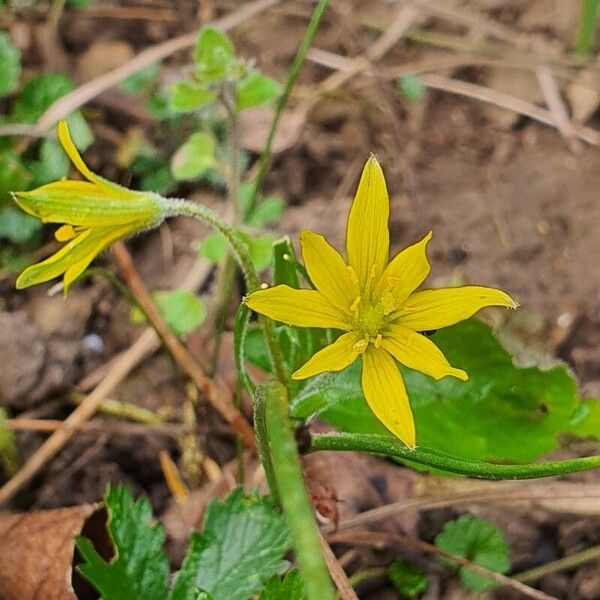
[246,157,516,448]
[13,121,166,293]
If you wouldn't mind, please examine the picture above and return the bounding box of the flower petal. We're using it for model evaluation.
[245,285,350,330]
[375,231,432,308]
[300,231,357,313]
[346,157,390,291]
[361,347,415,448]
[396,286,518,331]
[292,331,360,379]
[58,120,101,185]
[382,324,467,381]
[16,225,131,290]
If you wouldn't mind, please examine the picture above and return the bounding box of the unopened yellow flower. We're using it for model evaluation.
[13,121,166,292]
[246,157,516,448]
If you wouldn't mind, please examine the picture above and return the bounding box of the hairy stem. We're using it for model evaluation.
[260,381,335,600]
[309,433,600,480]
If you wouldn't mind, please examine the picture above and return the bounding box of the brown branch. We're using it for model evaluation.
[328,530,558,600]
[317,530,359,600]
[111,242,256,449]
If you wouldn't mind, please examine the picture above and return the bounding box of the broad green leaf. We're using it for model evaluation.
[131,290,206,336]
[568,398,600,437]
[194,28,235,82]
[170,81,216,113]
[11,73,74,123]
[0,207,42,245]
[237,72,281,112]
[248,233,275,272]
[29,139,70,187]
[76,485,169,600]
[0,32,21,97]
[249,195,284,227]
[0,408,20,477]
[260,571,304,599]
[397,74,425,102]
[388,560,428,598]
[199,231,228,263]
[121,63,160,96]
[170,488,290,600]
[291,320,595,464]
[435,516,510,592]
[171,132,216,180]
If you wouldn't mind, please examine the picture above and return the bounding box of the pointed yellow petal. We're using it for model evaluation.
[375,231,432,307]
[245,285,350,330]
[58,120,101,185]
[16,225,130,290]
[300,231,357,313]
[361,347,415,448]
[382,325,467,381]
[397,286,517,331]
[292,332,360,380]
[346,157,390,291]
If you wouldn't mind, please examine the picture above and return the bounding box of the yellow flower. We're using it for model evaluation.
[246,157,516,448]
[13,121,166,292]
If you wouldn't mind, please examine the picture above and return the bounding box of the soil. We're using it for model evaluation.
[1,1,600,599]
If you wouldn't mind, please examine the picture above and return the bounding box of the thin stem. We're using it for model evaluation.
[253,383,280,505]
[346,567,387,589]
[576,0,599,56]
[514,544,600,584]
[261,381,335,600]
[309,433,600,480]
[167,198,287,384]
[248,0,331,212]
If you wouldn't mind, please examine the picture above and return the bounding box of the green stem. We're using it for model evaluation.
[308,433,600,480]
[260,381,335,600]
[346,567,387,589]
[253,383,280,504]
[167,199,286,383]
[248,0,331,212]
[576,0,599,56]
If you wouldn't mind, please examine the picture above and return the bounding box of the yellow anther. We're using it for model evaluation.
[350,295,361,312]
[55,224,77,242]
[370,264,378,279]
[387,275,401,288]
[353,338,368,353]
[347,265,359,285]
[381,290,395,315]
[374,334,382,348]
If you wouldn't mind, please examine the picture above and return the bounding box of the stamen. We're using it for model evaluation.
[55,225,77,242]
[387,275,401,288]
[374,334,382,348]
[260,283,268,289]
[350,295,361,313]
[347,265,359,286]
[353,338,368,353]
[370,264,378,279]
[381,291,395,315]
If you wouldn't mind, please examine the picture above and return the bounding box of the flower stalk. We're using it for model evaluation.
[308,433,600,480]
[258,381,335,600]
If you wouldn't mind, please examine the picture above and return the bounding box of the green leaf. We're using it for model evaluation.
[199,232,228,263]
[0,32,21,97]
[193,28,235,82]
[77,485,169,600]
[28,139,70,187]
[131,152,176,195]
[121,63,160,96]
[171,132,216,181]
[237,72,281,112]
[388,560,428,598]
[130,290,206,336]
[248,233,275,272]
[260,571,304,599]
[170,489,290,600]
[170,81,216,113]
[0,207,42,245]
[291,320,595,464]
[248,195,284,227]
[568,398,600,437]
[64,112,94,151]
[0,150,30,205]
[11,73,74,123]
[435,516,510,592]
[397,74,425,102]
[0,408,20,477]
